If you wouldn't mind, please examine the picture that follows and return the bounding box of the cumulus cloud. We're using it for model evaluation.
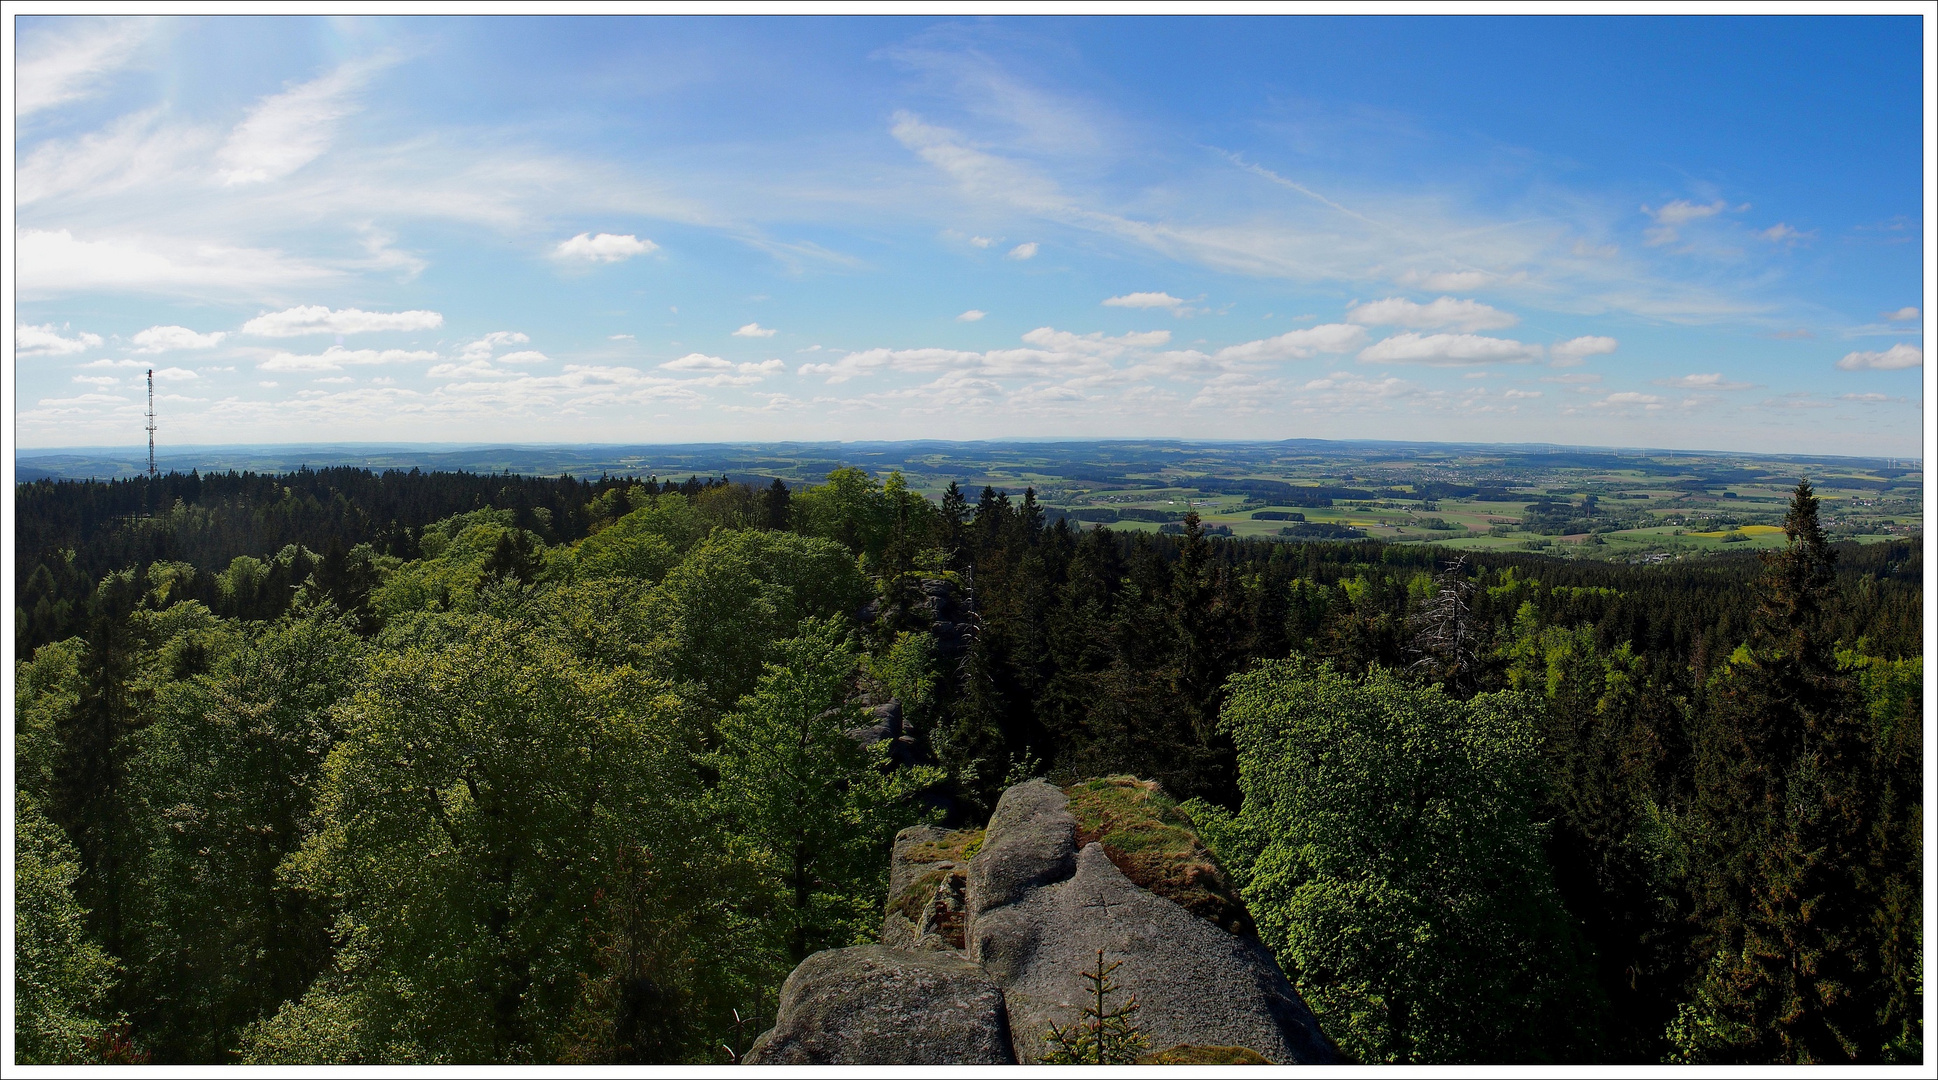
[1840,392,1891,402]
[1593,391,1664,409]
[1883,307,1920,321]
[661,353,734,371]
[1007,242,1038,260]
[216,60,378,185]
[1760,223,1809,244]
[733,323,778,338]
[554,232,658,263]
[1654,373,1755,391]
[1503,388,1543,399]
[957,309,986,321]
[1346,296,1517,332]
[1214,324,1367,363]
[1104,292,1186,311]
[132,325,226,352]
[258,346,439,373]
[151,366,199,381]
[17,323,103,356]
[1641,199,1728,245]
[1836,343,1922,371]
[969,236,995,248]
[1358,332,1543,366]
[15,17,150,117]
[741,359,785,375]
[243,305,444,337]
[1549,336,1620,366]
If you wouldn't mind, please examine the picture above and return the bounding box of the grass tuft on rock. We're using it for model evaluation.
[1061,776,1256,937]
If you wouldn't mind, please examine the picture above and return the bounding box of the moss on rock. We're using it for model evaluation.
[1060,776,1255,938]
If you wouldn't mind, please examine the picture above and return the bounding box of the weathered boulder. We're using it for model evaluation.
[965,779,1078,921]
[743,945,1014,1064]
[969,842,1335,1064]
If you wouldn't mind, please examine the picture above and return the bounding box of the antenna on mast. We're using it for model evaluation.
[146,368,157,478]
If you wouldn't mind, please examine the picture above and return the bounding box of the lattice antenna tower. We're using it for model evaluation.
[146,368,157,478]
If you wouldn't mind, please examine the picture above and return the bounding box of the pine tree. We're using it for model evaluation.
[1673,478,1892,1063]
[763,478,791,532]
[1043,950,1148,1064]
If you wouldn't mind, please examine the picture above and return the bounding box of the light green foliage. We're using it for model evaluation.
[250,616,717,1063]
[369,512,546,620]
[15,637,86,807]
[864,630,940,736]
[791,467,939,561]
[711,618,942,964]
[1215,657,1598,1063]
[571,506,683,583]
[14,791,120,1064]
[651,529,868,715]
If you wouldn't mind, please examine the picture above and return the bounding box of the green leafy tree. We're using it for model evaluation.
[1214,657,1600,1063]
[247,616,721,1063]
[118,611,366,1061]
[710,618,942,965]
[14,791,121,1064]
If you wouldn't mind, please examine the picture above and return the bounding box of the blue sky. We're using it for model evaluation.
[12,15,1928,455]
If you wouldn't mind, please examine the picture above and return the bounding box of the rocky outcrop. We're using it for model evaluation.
[747,776,1337,1065]
[743,946,1013,1064]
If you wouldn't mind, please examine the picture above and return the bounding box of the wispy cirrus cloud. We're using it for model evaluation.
[216,58,389,185]
[16,17,152,117]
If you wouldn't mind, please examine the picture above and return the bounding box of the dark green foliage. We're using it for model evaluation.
[10,466,1921,1064]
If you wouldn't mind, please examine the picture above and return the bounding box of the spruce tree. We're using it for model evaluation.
[1673,479,1893,1063]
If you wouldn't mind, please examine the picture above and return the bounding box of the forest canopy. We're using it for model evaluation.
[12,466,1923,1064]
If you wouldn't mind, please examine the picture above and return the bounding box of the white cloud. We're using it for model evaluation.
[16,228,339,298]
[733,323,779,338]
[132,325,226,353]
[1346,296,1517,332]
[16,323,103,356]
[151,366,199,381]
[1883,307,1920,321]
[740,359,785,375]
[1840,392,1891,402]
[1760,223,1808,243]
[1007,242,1038,260]
[1654,373,1755,391]
[1214,324,1367,363]
[243,305,445,337]
[1503,388,1543,399]
[1593,392,1665,409]
[957,309,987,322]
[609,333,636,340]
[496,350,550,365]
[1641,199,1727,245]
[1836,343,1922,371]
[554,232,658,263]
[1395,269,1524,292]
[969,236,995,248]
[15,17,150,117]
[1358,332,1543,366]
[1103,292,1186,311]
[661,353,734,371]
[258,346,439,373]
[216,60,378,185]
[1549,336,1619,366]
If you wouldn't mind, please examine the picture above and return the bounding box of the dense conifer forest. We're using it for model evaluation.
[13,465,1923,1064]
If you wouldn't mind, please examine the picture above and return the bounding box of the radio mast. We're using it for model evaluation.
[146,368,157,478]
